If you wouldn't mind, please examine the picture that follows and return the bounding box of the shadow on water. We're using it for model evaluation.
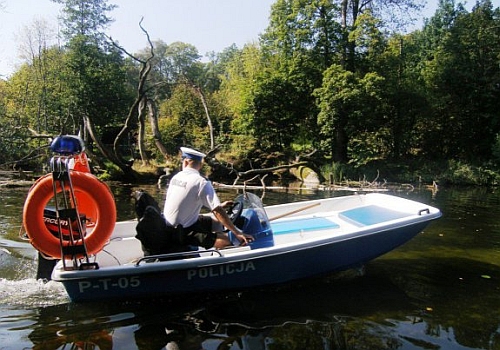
[373,256,500,350]
[4,256,499,350]
[14,271,412,350]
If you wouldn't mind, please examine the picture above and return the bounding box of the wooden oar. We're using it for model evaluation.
[269,202,321,221]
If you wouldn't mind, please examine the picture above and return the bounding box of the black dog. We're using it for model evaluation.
[132,190,187,256]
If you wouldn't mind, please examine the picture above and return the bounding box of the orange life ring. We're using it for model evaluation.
[70,152,91,173]
[23,172,116,259]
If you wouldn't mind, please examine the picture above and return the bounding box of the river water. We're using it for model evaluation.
[0,182,499,350]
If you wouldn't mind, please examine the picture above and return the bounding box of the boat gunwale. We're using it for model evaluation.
[52,207,441,282]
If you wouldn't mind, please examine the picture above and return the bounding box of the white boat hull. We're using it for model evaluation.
[51,193,441,302]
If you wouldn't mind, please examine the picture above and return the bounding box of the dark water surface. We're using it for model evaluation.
[1,183,499,349]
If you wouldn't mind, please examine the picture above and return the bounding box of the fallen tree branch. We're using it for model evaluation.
[235,161,309,178]
[229,161,309,188]
[27,128,52,139]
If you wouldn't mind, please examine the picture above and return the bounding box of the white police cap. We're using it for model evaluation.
[180,147,206,161]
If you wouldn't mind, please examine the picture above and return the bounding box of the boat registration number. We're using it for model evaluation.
[78,276,140,293]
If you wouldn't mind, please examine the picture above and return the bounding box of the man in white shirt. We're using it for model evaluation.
[163,147,252,249]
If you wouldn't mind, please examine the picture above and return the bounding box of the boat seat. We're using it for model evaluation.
[339,205,410,226]
[271,216,339,235]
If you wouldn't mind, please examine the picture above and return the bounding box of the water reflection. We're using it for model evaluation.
[7,259,498,350]
[2,184,500,349]
[22,271,415,350]
[375,256,500,350]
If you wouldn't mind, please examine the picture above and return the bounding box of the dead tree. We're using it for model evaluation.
[146,97,169,160]
[136,95,168,166]
[82,115,121,171]
[109,18,169,169]
[193,84,214,150]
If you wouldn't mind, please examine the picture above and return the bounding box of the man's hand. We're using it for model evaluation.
[212,205,253,246]
[235,232,254,246]
[220,200,234,208]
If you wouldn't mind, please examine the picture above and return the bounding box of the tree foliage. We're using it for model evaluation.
[1,0,500,184]
[51,0,116,41]
[419,0,500,162]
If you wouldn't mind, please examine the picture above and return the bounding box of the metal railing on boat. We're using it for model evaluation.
[135,249,222,266]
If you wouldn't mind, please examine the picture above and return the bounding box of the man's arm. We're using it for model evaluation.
[212,206,252,245]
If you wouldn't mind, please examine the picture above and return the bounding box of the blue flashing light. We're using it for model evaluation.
[50,135,85,155]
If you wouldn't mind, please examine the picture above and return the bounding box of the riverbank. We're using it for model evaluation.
[2,158,499,189]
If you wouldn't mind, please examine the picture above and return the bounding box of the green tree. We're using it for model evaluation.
[375,33,431,160]
[7,47,69,134]
[315,64,385,163]
[261,0,340,72]
[63,36,129,130]
[261,0,421,163]
[204,44,240,93]
[163,41,202,84]
[51,0,133,173]
[219,44,266,137]
[419,0,500,161]
[52,0,116,41]
[159,83,208,151]
[252,74,303,152]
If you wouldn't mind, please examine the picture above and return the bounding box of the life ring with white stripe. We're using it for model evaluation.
[23,172,116,259]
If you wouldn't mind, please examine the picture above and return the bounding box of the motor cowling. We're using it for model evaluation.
[229,193,274,249]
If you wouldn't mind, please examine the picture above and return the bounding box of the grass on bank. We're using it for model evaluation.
[321,159,500,187]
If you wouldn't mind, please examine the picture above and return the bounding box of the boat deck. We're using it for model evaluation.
[271,204,414,244]
[92,203,420,268]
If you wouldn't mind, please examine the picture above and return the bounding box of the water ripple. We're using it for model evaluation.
[0,278,69,307]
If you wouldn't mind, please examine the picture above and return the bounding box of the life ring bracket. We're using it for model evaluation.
[51,161,91,265]
[23,169,116,262]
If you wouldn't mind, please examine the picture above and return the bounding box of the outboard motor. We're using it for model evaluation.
[228,192,274,249]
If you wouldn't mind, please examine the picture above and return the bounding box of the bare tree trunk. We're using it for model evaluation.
[113,64,149,165]
[83,115,135,178]
[340,0,348,69]
[194,85,214,150]
[146,98,169,159]
[181,78,214,150]
[137,96,148,166]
